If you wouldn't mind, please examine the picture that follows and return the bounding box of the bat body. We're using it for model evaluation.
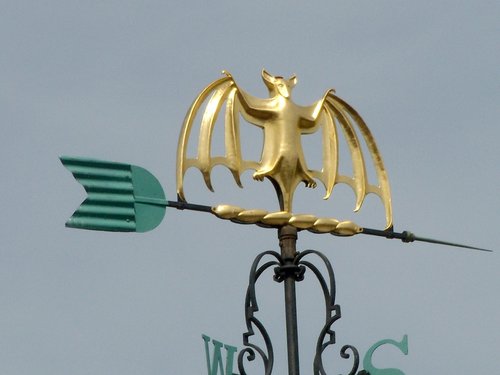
[176,70,392,229]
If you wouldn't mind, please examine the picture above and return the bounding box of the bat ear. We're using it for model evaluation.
[262,69,275,83]
[262,69,276,91]
[288,74,297,87]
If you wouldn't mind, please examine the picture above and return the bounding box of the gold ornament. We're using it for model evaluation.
[177,70,392,230]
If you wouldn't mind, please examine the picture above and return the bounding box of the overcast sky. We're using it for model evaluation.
[1,1,499,374]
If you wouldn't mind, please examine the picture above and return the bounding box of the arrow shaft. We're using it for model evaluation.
[134,196,213,213]
[134,196,168,206]
[412,235,492,252]
[166,200,213,213]
[361,227,492,252]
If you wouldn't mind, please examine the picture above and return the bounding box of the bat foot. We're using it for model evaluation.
[252,171,267,181]
[303,175,317,188]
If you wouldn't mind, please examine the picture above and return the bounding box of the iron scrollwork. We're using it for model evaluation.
[238,251,280,375]
[238,248,365,375]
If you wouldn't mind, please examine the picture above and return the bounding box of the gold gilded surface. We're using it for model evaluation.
[311,218,340,233]
[236,209,269,224]
[288,214,317,229]
[211,204,362,235]
[334,221,362,236]
[212,204,244,219]
[178,70,392,229]
[261,211,292,226]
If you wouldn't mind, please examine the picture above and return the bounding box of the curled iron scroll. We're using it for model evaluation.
[238,251,280,375]
[296,250,361,375]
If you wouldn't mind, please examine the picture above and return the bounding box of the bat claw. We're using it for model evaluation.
[304,178,317,188]
[252,171,266,181]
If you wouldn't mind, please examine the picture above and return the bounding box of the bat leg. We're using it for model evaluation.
[304,179,317,188]
[301,169,317,188]
[252,169,268,181]
[253,162,279,181]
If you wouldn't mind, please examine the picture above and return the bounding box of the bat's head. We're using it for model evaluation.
[262,69,297,99]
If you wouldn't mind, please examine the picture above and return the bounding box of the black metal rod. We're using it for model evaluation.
[284,278,299,375]
[278,226,300,375]
[166,200,213,213]
[361,227,492,252]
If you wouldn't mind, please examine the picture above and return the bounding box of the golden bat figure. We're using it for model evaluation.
[176,70,392,233]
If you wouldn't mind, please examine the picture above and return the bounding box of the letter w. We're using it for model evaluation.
[202,334,238,375]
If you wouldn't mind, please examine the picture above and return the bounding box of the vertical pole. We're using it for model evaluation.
[278,225,300,375]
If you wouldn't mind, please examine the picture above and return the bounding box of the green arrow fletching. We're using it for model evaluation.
[61,156,167,232]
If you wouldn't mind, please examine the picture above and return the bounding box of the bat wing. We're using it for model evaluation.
[176,73,260,201]
[311,92,393,229]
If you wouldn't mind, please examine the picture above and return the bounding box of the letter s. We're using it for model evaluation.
[362,335,408,375]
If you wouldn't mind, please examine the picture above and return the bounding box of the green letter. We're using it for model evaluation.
[202,334,238,375]
[363,335,408,375]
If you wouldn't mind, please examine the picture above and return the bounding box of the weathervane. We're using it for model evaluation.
[61,70,491,375]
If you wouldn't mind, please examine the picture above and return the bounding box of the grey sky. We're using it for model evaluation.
[1,1,499,374]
